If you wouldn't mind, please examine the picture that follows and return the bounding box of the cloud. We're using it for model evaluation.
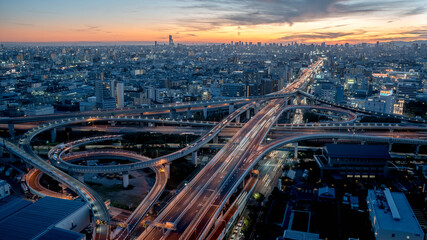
[276,27,427,43]
[402,6,425,16]
[74,25,112,34]
[313,24,349,30]
[277,30,362,42]
[177,0,425,32]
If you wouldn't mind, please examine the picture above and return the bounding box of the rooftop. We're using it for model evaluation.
[0,196,87,240]
[326,144,390,159]
[367,189,424,235]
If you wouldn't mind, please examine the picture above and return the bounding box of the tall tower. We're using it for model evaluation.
[116,82,124,109]
[95,80,110,103]
[110,80,117,98]
[169,35,174,47]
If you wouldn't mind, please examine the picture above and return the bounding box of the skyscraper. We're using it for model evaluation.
[95,80,116,110]
[110,80,117,98]
[95,80,110,103]
[169,35,174,47]
[116,82,124,108]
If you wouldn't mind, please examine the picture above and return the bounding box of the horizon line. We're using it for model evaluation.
[1,39,426,47]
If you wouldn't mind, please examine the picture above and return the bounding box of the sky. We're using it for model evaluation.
[0,0,426,44]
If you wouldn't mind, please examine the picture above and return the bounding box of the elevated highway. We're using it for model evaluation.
[297,91,427,124]
[20,103,257,174]
[137,59,324,240]
[0,137,111,240]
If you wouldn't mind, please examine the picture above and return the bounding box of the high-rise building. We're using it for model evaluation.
[397,79,421,101]
[110,80,117,98]
[116,82,124,109]
[95,80,111,103]
[222,83,245,97]
[95,80,115,110]
[169,35,174,47]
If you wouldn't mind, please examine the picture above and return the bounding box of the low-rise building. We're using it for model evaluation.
[0,196,89,240]
[0,180,11,199]
[367,189,424,240]
[315,144,390,179]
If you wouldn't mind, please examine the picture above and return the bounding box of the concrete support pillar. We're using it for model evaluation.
[228,104,234,114]
[187,107,191,119]
[169,109,177,120]
[148,122,154,127]
[203,106,208,120]
[415,145,420,155]
[389,129,394,133]
[60,184,67,194]
[8,123,15,139]
[236,115,240,124]
[110,121,116,127]
[278,178,282,190]
[50,128,57,143]
[294,142,298,160]
[388,143,393,152]
[192,151,198,166]
[333,138,338,144]
[165,165,170,179]
[246,109,250,119]
[123,172,129,188]
[76,173,84,183]
[255,104,259,114]
[213,135,218,144]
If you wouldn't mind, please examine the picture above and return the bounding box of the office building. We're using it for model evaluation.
[110,80,117,98]
[315,144,390,179]
[169,35,174,47]
[397,79,421,101]
[222,83,245,97]
[367,189,424,240]
[116,82,124,108]
[24,105,54,116]
[95,80,111,103]
[313,80,343,103]
[95,80,116,110]
[365,94,395,114]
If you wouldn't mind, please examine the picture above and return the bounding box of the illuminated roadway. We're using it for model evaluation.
[46,135,168,239]
[0,137,111,240]
[13,100,259,240]
[137,59,324,240]
[4,57,426,240]
[20,102,259,174]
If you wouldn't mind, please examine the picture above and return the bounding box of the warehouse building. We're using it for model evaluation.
[0,196,89,240]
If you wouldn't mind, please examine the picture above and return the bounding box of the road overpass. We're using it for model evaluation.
[19,103,257,174]
[0,137,111,240]
[137,59,324,240]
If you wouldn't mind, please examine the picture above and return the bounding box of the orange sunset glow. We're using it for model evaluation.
[0,0,426,44]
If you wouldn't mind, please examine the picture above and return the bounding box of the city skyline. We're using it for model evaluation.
[1,0,426,44]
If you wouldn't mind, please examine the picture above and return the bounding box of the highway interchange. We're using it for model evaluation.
[1,58,427,240]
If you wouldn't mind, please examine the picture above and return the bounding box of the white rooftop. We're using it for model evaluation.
[367,189,424,235]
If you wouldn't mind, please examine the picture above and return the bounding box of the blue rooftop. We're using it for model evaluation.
[326,144,390,159]
[0,197,87,240]
[0,196,32,221]
[34,227,84,240]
